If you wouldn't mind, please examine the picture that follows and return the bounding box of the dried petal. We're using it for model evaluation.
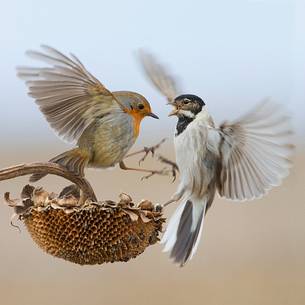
[138,200,154,211]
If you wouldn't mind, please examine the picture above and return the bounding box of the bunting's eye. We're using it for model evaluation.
[183,99,190,105]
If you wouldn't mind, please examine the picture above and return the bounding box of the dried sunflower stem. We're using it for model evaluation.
[0,162,97,202]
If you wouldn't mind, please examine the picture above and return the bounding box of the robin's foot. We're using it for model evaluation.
[124,138,167,165]
[157,155,179,182]
[119,161,175,181]
[140,167,174,181]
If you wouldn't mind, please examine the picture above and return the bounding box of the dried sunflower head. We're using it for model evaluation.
[5,185,164,265]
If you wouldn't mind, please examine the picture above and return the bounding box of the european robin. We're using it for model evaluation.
[17,45,160,182]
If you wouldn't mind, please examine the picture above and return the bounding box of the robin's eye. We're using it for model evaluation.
[138,104,145,110]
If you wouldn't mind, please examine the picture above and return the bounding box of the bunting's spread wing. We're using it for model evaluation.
[138,50,181,103]
[216,100,294,201]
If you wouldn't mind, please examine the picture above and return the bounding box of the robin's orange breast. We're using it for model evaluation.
[127,110,145,139]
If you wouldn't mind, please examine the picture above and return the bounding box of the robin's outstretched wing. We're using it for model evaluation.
[216,100,294,201]
[17,45,127,143]
[138,50,181,103]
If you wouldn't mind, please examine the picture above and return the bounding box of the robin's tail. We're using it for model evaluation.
[161,195,207,266]
[29,148,90,182]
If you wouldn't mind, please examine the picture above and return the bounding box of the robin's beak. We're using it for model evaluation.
[147,112,159,119]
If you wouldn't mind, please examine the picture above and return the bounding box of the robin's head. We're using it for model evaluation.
[115,91,159,120]
[169,94,205,118]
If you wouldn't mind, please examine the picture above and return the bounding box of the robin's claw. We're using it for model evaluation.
[138,146,155,165]
[171,169,177,183]
[140,172,154,181]
[140,166,177,181]
[140,168,166,180]
[138,138,167,165]
[157,155,179,182]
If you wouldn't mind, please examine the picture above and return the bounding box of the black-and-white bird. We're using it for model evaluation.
[139,51,294,266]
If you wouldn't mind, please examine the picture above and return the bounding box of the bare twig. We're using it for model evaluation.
[0,162,97,202]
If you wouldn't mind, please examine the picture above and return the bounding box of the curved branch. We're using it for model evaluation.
[0,162,97,202]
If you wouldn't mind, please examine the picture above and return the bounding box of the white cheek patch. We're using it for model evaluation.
[178,110,196,118]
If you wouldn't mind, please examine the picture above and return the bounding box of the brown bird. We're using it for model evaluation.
[17,45,161,182]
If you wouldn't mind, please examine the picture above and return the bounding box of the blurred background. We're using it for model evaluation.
[0,0,304,304]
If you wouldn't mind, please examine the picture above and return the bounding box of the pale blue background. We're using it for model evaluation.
[1,0,304,148]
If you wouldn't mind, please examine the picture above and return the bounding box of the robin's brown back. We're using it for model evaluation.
[17,45,158,181]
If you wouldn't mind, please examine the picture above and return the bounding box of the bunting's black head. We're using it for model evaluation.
[169,94,205,118]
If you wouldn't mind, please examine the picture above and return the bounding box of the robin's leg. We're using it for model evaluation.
[123,138,179,181]
[119,160,173,180]
[157,155,179,182]
[124,138,166,164]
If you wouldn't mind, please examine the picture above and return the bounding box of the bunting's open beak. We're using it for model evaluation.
[168,100,179,116]
[168,108,179,117]
[148,112,159,119]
